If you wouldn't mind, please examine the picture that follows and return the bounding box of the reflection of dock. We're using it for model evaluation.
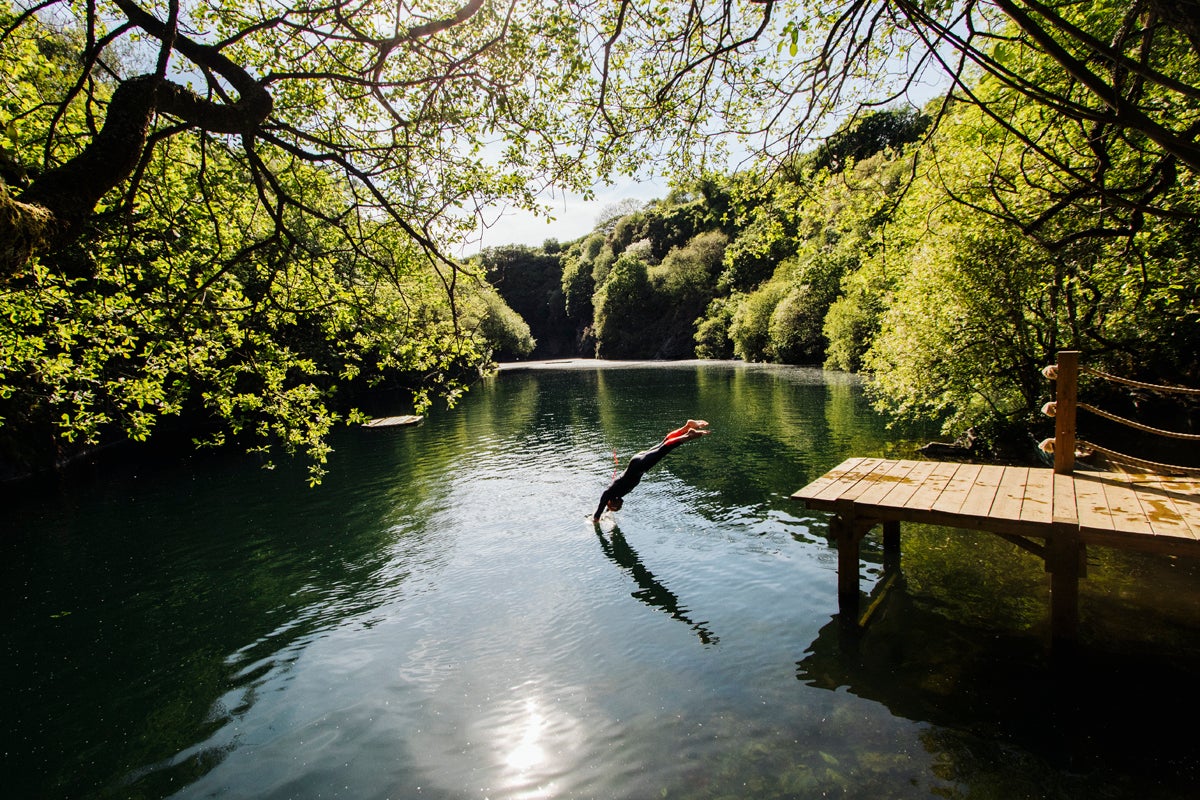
[792,457,1200,642]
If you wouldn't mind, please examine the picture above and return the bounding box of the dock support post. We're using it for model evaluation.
[1047,529,1085,643]
[882,520,900,571]
[832,514,873,619]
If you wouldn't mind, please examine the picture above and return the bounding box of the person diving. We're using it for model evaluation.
[593,420,711,521]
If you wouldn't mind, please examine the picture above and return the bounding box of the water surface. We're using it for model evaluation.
[5,362,1200,799]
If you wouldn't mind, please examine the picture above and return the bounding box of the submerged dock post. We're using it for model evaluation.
[882,520,900,571]
[831,515,861,617]
[1046,524,1086,643]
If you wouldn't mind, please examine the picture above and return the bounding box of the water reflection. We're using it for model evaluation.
[595,524,719,646]
[796,539,1200,798]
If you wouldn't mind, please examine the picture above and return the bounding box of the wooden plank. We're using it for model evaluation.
[989,467,1028,521]
[1052,472,1078,526]
[1099,473,1155,535]
[1020,468,1054,525]
[806,457,888,503]
[879,460,938,508]
[1073,472,1115,532]
[854,459,919,506]
[1126,475,1200,540]
[906,461,961,511]
[1165,479,1200,538]
[791,457,868,502]
[842,459,906,506]
[362,414,424,428]
[931,462,983,515]
[959,464,1005,519]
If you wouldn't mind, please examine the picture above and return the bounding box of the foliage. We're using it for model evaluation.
[693,296,736,360]
[822,260,889,372]
[0,123,492,481]
[472,287,536,361]
[768,284,824,364]
[729,281,787,362]
[863,53,1200,433]
[6,0,1200,477]
[477,244,571,358]
[560,235,601,324]
[593,254,654,358]
[594,199,645,234]
[651,229,727,303]
[718,175,800,294]
[584,195,731,358]
[0,3,539,480]
[804,109,930,176]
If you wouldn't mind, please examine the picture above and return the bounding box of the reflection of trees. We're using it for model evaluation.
[795,579,1200,792]
[586,362,906,518]
[3,442,433,799]
[595,525,718,646]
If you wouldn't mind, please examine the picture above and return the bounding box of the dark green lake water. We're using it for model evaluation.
[5,361,1200,799]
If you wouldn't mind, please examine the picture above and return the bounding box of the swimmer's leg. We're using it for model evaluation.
[662,419,710,445]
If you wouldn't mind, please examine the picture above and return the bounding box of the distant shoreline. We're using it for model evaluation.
[493,358,740,371]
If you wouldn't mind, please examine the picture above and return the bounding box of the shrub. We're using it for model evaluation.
[729,281,787,362]
[769,285,825,364]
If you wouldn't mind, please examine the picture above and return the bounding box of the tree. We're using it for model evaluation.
[6,0,1200,476]
[861,75,1200,436]
[2,0,576,479]
[0,0,605,277]
[805,108,930,175]
[478,244,572,357]
[594,198,645,234]
[593,254,654,358]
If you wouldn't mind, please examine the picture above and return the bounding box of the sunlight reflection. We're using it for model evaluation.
[504,699,548,772]
[489,692,586,800]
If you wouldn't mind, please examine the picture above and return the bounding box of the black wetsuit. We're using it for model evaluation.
[594,437,686,519]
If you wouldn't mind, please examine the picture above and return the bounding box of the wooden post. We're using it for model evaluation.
[1047,531,1083,643]
[1054,351,1080,475]
[882,519,900,571]
[832,514,864,618]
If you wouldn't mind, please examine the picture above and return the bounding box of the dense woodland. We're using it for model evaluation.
[482,95,1200,464]
[2,0,1198,481]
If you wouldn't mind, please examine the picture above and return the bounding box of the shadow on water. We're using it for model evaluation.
[595,523,719,646]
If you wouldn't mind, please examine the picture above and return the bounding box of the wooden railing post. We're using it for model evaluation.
[1054,351,1079,475]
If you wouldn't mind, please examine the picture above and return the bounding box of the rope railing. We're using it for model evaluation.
[1080,365,1200,396]
[1041,350,1199,475]
[1077,403,1200,441]
[1075,439,1200,477]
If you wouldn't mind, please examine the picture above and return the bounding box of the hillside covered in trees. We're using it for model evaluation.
[2,0,1198,478]
[483,93,1200,459]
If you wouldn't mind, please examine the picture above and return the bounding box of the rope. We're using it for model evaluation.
[1077,402,1200,441]
[1080,364,1200,396]
[1077,439,1200,477]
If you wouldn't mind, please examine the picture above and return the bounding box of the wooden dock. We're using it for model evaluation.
[792,457,1200,641]
[362,415,424,428]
